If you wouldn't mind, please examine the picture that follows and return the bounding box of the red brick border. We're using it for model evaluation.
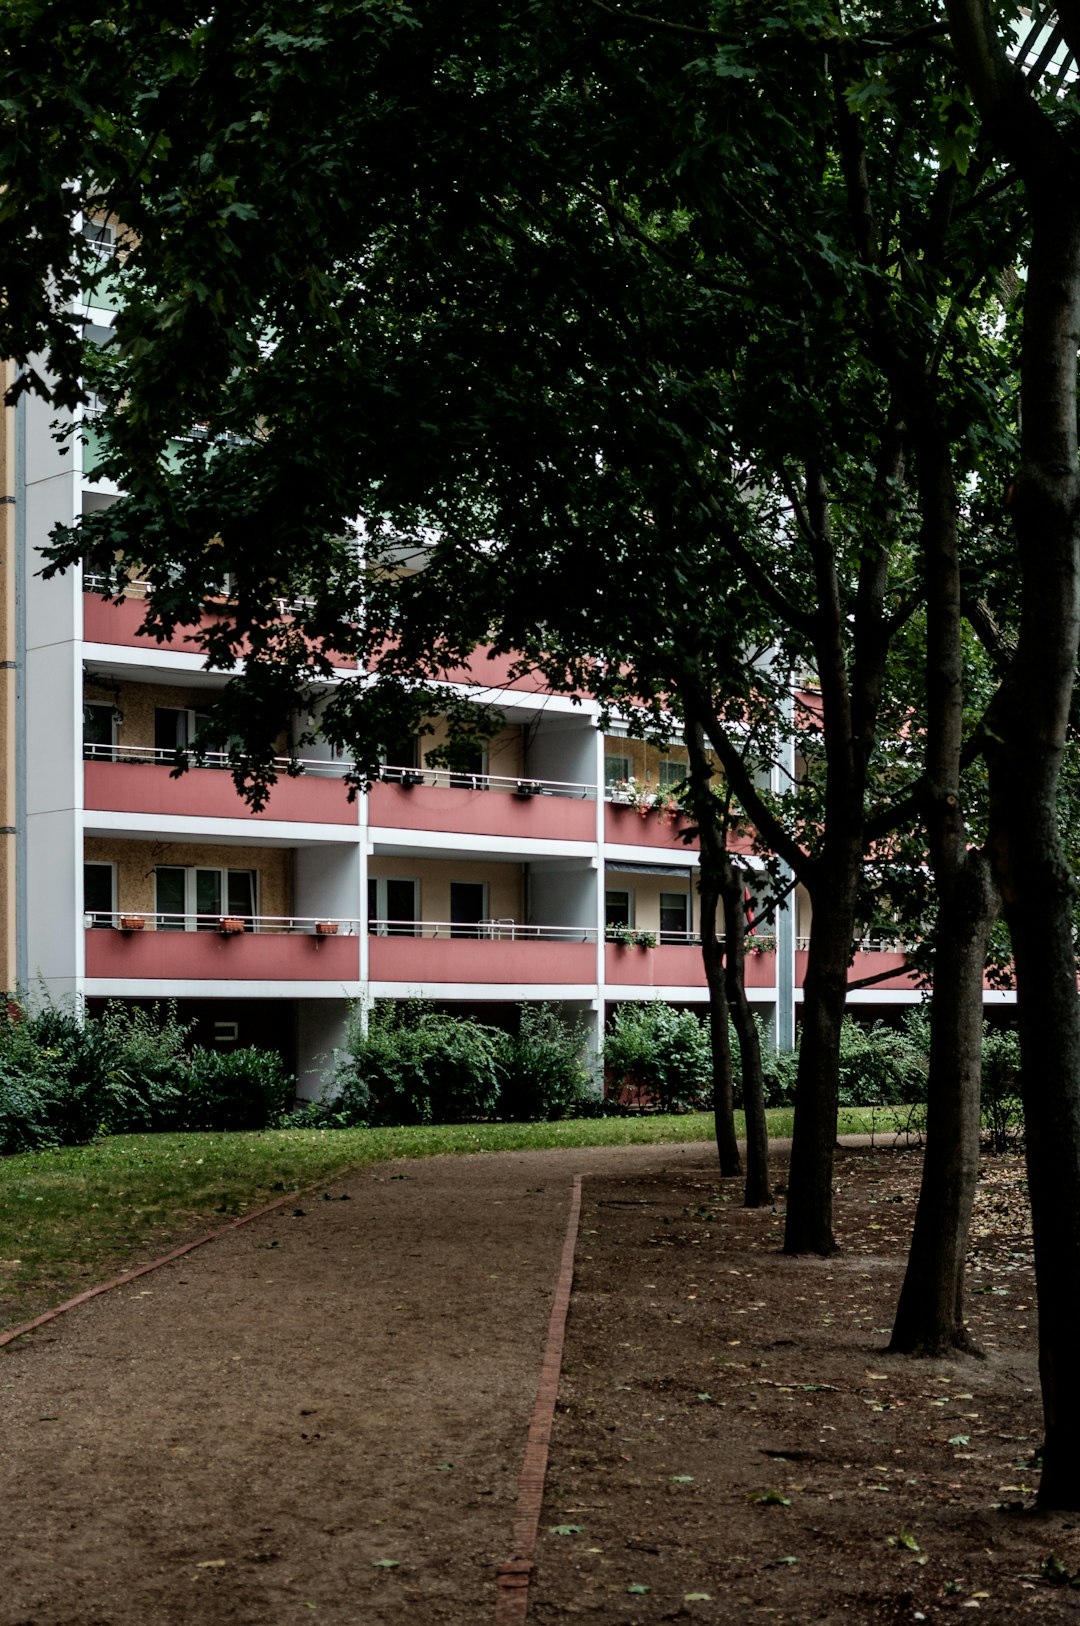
[0,1191,301,1350]
[495,1172,583,1625]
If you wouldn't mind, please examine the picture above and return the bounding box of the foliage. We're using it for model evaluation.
[0,996,292,1150]
[182,1046,295,1132]
[494,1004,598,1122]
[331,1001,503,1126]
[603,1003,712,1114]
[760,1014,930,1109]
[980,1026,1023,1154]
[96,1002,194,1132]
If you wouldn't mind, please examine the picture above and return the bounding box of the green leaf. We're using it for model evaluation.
[886,1527,921,1552]
[548,1524,584,1536]
[947,1435,970,1446]
[435,1462,453,1471]
[371,1559,400,1568]
[626,1583,649,1594]
[748,1489,790,1506]
[670,1474,695,1484]
[684,1592,713,1601]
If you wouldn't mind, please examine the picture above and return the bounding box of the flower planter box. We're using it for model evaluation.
[315,921,339,936]
[119,914,145,932]
[218,916,246,934]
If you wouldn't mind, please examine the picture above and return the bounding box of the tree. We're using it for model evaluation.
[28,1,1080,1497]
[944,0,1080,1509]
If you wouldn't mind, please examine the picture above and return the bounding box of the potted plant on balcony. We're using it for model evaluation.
[605,923,636,948]
[219,916,246,934]
[515,778,541,798]
[118,913,145,932]
[315,920,339,935]
[634,930,657,949]
[400,769,425,788]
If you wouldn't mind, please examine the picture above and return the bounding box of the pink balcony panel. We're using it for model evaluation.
[82,594,356,668]
[604,804,700,851]
[85,760,358,825]
[370,782,594,841]
[85,929,359,982]
[369,935,595,985]
[605,944,776,987]
[838,948,919,991]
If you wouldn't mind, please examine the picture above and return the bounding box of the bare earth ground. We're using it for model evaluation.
[2,1139,1079,1625]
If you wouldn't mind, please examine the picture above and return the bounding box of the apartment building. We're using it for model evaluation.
[8,237,1016,1098]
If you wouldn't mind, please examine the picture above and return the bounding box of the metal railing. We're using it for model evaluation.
[84,912,359,935]
[368,918,597,943]
[83,742,354,779]
[378,764,596,800]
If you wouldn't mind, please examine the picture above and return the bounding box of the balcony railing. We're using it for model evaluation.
[378,764,595,800]
[368,918,597,942]
[84,742,354,779]
[85,912,358,935]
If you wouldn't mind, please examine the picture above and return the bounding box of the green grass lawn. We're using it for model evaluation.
[0,1107,914,1329]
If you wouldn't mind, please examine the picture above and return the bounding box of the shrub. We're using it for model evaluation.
[331,1001,504,1126]
[0,1063,58,1153]
[981,1026,1022,1152]
[182,1046,295,1131]
[603,1002,711,1113]
[96,1002,193,1132]
[495,1004,597,1121]
[758,1013,930,1109]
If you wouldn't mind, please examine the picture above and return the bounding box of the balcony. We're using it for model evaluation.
[605,935,777,989]
[84,914,360,983]
[371,767,596,843]
[368,919,597,986]
[84,746,359,826]
[81,577,356,668]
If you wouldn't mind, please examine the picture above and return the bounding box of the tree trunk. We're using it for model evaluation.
[683,716,741,1176]
[699,868,742,1178]
[783,864,858,1255]
[890,850,997,1354]
[891,396,998,1355]
[984,189,1080,1508]
[718,862,771,1206]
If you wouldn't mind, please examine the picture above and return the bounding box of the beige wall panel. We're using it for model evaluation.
[606,872,694,935]
[83,838,291,919]
[367,854,524,922]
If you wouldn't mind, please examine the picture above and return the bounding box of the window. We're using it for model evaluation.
[83,703,117,760]
[450,881,487,938]
[155,866,257,930]
[380,736,420,772]
[658,759,687,791]
[83,863,115,927]
[368,876,419,936]
[155,706,214,755]
[81,219,115,259]
[605,889,633,929]
[449,746,487,790]
[604,753,632,788]
[660,891,691,944]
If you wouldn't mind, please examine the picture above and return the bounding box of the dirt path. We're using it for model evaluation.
[3,1138,1075,1626]
[0,1141,709,1626]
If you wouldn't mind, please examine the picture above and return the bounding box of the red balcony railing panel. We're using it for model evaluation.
[605,944,776,987]
[368,935,595,984]
[84,760,358,825]
[369,782,595,841]
[603,804,700,851]
[85,929,359,982]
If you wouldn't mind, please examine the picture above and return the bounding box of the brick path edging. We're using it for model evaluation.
[495,1172,583,1625]
[0,1190,302,1349]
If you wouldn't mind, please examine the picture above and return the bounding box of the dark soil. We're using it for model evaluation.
[3,1140,1078,1625]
